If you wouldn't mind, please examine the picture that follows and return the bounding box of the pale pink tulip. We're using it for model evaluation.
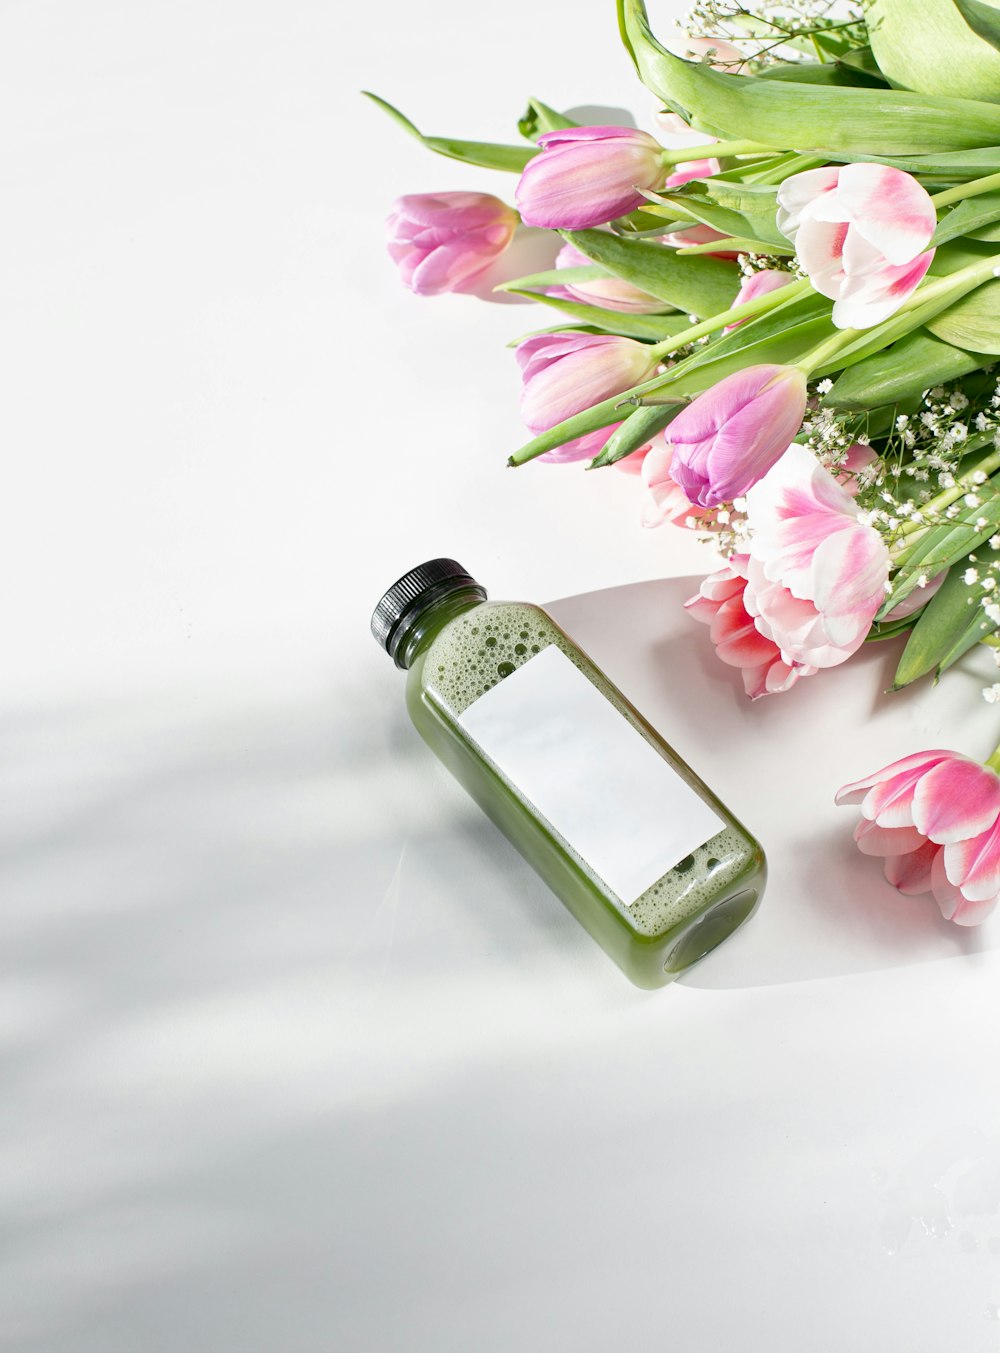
[638,434,721,529]
[669,35,746,69]
[386,192,518,296]
[723,269,794,330]
[666,364,807,508]
[776,164,936,329]
[836,751,1000,925]
[551,243,668,314]
[515,126,666,230]
[516,332,661,464]
[662,224,740,258]
[653,112,720,189]
[685,556,817,699]
[743,443,890,668]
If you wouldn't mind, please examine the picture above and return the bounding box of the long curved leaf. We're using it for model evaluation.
[866,0,1000,103]
[955,0,1000,52]
[363,92,537,172]
[892,545,1000,688]
[562,229,740,317]
[618,0,1000,151]
[822,330,986,410]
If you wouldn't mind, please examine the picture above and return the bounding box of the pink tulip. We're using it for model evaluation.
[743,443,890,668]
[666,364,807,508]
[515,126,666,230]
[776,164,936,329]
[638,434,721,529]
[386,191,518,297]
[723,269,794,330]
[653,111,720,189]
[670,35,746,69]
[516,332,661,463]
[685,556,817,699]
[662,224,740,258]
[551,243,667,314]
[836,751,1000,925]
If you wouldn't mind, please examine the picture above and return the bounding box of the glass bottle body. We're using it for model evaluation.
[403,594,765,989]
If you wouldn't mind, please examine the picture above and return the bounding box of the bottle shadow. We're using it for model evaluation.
[545,577,1000,990]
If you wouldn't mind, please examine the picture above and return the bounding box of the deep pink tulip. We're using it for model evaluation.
[551,242,667,314]
[515,126,666,230]
[666,364,807,508]
[516,332,661,463]
[685,555,817,699]
[386,191,518,296]
[743,443,890,669]
[723,269,794,330]
[776,164,936,329]
[836,751,1000,926]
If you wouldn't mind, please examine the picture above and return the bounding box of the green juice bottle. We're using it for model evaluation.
[372,559,765,989]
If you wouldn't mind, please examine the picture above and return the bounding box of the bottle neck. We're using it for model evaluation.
[394,586,486,669]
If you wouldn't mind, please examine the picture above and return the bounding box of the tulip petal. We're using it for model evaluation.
[834,162,936,266]
[835,751,952,805]
[943,815,1000,901]
[885,839,939,895]
[855,819,927,857]
[775,167,841,241]
[912,759,1000,843]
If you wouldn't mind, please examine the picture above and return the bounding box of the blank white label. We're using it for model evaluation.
[457,645,723,905]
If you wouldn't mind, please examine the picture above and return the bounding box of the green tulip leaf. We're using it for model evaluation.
[651,180,789,248]
[589,403,684,469]
[363,92,537,172]
[499,289,692,340]
[518,99,578,142]
[954,0,1000,52]
[891,545,1000,687]
[561,229,740,317]
[925,277,1000,353]
[618,0,1000,151]
[822,330,987,410]
[865,0,1000,103]
[880,483,1000,617]
[932,191,1000,246]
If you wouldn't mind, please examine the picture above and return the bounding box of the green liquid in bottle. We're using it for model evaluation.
[374,560,765,989]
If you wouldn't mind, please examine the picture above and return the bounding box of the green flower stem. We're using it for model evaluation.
[931,171,1000,211]
[792,327,862,377]
[645,276,812,359]
[659,138,777,166]
[986,743,1000,774]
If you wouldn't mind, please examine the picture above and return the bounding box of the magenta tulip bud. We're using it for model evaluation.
[516,332,661,463]
[386,191,518,297]
[515,126,666,230]
[666,364,807,507]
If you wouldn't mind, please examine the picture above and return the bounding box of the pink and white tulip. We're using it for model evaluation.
[723,269,794,330]
[776,164,936,329]
[552,242,667,314]
[685,556,817,699]
[516,332,661,464]
[386,192,518,296]
[836,751,1000,926]
[515,126,666,230]
[653,112,720,189]
[743,443,890,668]
[665,364,808,508]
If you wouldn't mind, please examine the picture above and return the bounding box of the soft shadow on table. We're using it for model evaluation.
[546,578,999,990]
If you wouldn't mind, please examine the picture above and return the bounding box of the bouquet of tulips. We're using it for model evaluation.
[371,0,1000,927]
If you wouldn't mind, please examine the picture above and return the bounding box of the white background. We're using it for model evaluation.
[5,1,1000,1349]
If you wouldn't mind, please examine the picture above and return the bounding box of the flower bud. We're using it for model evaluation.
[666,364,807,507]
[551,243,667,314]
[386,191,518,296]
[515,126,666,230]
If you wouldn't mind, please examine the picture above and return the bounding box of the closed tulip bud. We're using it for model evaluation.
[666,364,808,507]
[386,191,518,296]
[515,126,666,230]
[551,243,667,314]
[516,332,661,463]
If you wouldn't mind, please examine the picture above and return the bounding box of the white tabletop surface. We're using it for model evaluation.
[5,2,1000,1349]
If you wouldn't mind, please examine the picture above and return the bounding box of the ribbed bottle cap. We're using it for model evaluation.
[371,559,485,666]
